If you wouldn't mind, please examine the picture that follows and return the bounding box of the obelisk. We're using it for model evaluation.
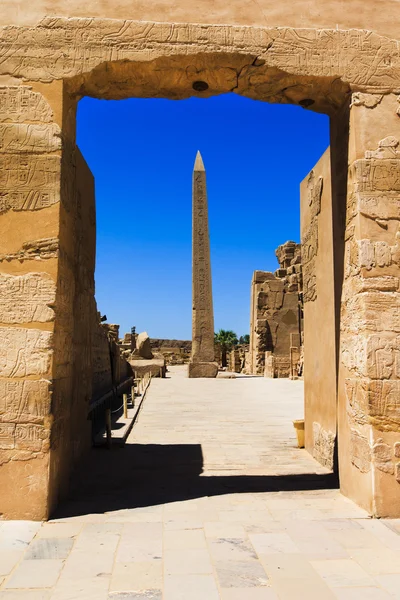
[188,151,218,378]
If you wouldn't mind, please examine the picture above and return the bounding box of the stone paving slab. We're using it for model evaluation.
[0,366,399,599]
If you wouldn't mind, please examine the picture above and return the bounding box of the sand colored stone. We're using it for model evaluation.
[0,2,399,518]
[188,152,218,378]
[301,149,337,471]
[249,242,302,378]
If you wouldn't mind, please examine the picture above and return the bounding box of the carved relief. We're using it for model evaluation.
[350,429,371,473]
[15,424,50,452]
[0,20,399,98]
[352,159,400,193]
[395,442,400,458]
[0,86,53,122]
[341,291,400,334]
[351,93,383,108]
[313,422,336,469]
[372,439,394,474]
[0,423,15,449]
[0,327,52,377]
[0,238,59,262]
[0,379,51,423]
[365,137,400,160]
[0,124,61,154]
[345,377,400,432]
[341,334,400,381]
[368,380,400,431]
[0,272,56,323]
[0,155,60,213]
[0,422,50,452]
[345,378,369,427]
[302,171,322,302]
[396,463,400,483]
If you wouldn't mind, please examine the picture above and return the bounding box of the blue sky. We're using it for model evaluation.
[77,94,329,340]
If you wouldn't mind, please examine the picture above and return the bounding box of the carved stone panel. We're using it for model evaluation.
[350,429,371,473]
[0,124,61,153]
[0,154,61,213]
[0,327,52,377]
[0,272,56,323]
[0,379,51,423]
[0,86,53,122]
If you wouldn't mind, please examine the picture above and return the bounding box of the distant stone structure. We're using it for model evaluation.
[188,152,218,378]
[249,241,303,378]
[135,331,154,359]
[118,331,166,378]
[227,344,249,373]
[150,339,192,365]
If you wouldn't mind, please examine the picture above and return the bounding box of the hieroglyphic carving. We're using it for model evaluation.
[0,155,60,213]
[341,291,400,334]
[341,334,400,380]
[350,429,371,473]
[345,378,369,427]
[0,238,59,262]
[15,424,50,452]
[0,86,53,122]
[0,123,61,154]
[0,379,51,423]
[368,380,400,431]
[313,422,336,469]
[0,19,399,96]
[352,159,400,193]
[189,152,217,377]
[0,422,50,452]
[372,438,394,474]
[0,327,52,377]
[0,273,56,323]
[365,137,400,160]
[345,377,400,432]
[302,170,322,302]
[0,423,15,449]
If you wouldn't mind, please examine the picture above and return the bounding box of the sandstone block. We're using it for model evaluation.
[0,327,52,377]
[188,362,218,378]
[137,332,154,359]
[0,272,56,324]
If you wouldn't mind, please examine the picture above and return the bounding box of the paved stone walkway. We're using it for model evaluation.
[1,366,400,599]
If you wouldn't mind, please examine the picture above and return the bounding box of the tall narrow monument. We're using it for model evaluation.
[188,152,218,378]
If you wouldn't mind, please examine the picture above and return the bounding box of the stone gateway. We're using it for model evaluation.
[0,0,399,519]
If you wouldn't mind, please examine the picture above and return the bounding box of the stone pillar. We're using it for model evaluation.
[338,93,400,517]
[188,152,218,378]
[0,81,94,519]
[0,82,64,519]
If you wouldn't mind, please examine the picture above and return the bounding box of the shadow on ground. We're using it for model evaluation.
[54,443,338,519]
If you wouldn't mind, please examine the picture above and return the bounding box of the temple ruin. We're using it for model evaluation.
[0,1,399,519]
[249,241,303,378]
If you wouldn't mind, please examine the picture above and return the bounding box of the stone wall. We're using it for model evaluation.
[249,242,302,377]
[301,148,338,471]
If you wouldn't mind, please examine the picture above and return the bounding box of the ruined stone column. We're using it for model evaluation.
[188,152,218,378]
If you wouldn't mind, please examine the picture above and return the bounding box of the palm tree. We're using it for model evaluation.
[214,329,238,367]
[239,334,250,345]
